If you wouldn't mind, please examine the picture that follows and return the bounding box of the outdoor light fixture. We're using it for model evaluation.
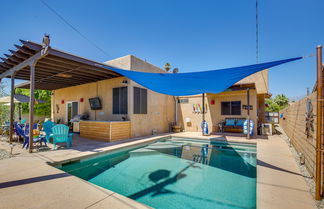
[61,100,64,104]
[56,73,72,78]
[288,138,292,147]
[211,100,215,105]
[80,98,84,103]
[299,152,305,165]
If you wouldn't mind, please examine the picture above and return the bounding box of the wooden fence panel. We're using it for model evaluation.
[279,92,317,176]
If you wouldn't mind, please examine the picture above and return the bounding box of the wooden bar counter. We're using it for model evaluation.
[80,120,131,142]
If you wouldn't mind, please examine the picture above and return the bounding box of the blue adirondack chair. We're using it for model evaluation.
[20,119,27,125]
[43,120,56,143]
[51,124,73,150]
[14,123,46,149]
[24,123,38,136]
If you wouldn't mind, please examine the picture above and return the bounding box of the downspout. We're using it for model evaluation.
[247,88,251,139]
[174,96,178,125]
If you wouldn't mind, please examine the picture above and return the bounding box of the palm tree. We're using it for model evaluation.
[164,63,171,72]
[274,94,289,108]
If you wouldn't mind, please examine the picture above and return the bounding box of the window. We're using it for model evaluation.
[134,87,147,114]
[113,87,128,114]
[221,101,241,115]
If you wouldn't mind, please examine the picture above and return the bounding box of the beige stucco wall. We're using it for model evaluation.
[52,55,175,138]
[178,90,258,134]
[236,70,268,94]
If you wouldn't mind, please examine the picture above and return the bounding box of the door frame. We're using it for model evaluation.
[66,101,79,123]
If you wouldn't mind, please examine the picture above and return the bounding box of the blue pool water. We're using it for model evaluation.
[59,138,256,209]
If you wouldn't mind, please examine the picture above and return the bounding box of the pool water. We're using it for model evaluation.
[59,138,256,209]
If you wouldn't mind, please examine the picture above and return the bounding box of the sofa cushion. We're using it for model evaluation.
[236,119,245,126]
[225,119,235,126]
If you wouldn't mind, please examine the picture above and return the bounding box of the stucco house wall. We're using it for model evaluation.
[178,90,258,133]
[51,55,175,138]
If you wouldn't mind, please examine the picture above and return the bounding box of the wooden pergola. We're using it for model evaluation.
[0,36,122,153]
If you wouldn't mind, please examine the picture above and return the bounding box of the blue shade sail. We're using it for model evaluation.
[105,57,302,96]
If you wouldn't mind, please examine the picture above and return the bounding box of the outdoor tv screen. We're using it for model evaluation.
[89,97,102,110]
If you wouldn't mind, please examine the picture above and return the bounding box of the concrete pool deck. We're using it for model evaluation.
[0,133,317,209]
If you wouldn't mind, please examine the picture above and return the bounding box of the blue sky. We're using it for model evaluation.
[0,0,323,98]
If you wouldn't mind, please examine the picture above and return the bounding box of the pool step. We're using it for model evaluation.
[129,148,160,157]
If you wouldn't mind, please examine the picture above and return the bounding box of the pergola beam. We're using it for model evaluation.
[36,62,111,79]
[0,51,43,79]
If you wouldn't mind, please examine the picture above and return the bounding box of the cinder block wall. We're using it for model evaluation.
[279,92,316,176]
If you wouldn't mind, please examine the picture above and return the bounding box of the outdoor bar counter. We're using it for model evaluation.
[80,120,131,142]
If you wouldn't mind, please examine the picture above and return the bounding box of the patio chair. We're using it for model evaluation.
[20,119,27,127]
[43,120,56,143]
[24,123,38,135]
[14,123,46,149]
[51,124,73,150]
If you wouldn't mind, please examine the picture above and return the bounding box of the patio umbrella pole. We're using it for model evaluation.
[247,88,251,139]
[9,73,15,144]
[18,103,22,122]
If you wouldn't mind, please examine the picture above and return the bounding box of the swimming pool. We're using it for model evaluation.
[58,137,256,209]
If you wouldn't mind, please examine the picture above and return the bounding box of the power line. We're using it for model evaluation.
[39,0,112,58]
[255,0,268,93]
[256,0,259,63]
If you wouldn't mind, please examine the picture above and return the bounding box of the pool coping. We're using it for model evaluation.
[50,134,257,166]
[0,133,316,209]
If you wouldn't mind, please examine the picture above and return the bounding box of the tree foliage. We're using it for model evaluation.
[266,94,289,112]
[0,82,9,124]
[164,63,171,72]
[15,88,51,116]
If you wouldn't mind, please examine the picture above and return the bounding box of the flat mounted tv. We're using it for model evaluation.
[89,97,102,110]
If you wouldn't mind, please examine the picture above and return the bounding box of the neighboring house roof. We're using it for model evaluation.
[0,94,45,103]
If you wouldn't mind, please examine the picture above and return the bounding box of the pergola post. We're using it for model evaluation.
[315,45,323,200]
[9,73,15,144]
[28,62,36,153]
[246,88,251,139]
[202,93,205,135]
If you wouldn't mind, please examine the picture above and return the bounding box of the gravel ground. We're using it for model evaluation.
[0,149,10,160]
[276,125,322,208]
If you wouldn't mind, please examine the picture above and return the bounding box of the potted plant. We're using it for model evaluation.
[172,123,181,133]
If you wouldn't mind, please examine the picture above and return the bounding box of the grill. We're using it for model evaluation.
[70,114,89,133]
[70,114,89,123]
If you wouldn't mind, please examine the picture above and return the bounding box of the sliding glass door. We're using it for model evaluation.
[67,101,79,122]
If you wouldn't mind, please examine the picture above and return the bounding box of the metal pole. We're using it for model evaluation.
[202,93,205,135]
[9,73,15,144]
[18,104,22,122]
[29,63,36,153]
[247,88,251,139]
[315,45,323,200]
[175,96,178,125]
